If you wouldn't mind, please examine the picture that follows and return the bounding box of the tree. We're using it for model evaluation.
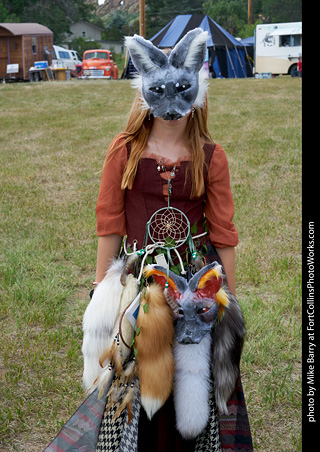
[260,0,302,23]
[69,36,101,58]
[103,9,139,41]
[203,0,248,36]
[145,0,204,39]
[0,0,95,44]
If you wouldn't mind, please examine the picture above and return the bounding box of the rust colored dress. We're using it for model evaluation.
[96,135,238,249]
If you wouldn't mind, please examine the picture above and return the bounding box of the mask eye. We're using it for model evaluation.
[197,307,210,315]
[176,83,191,93]
[149,86,164,94]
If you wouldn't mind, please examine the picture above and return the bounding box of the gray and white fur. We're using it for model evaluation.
[125,28,209,120]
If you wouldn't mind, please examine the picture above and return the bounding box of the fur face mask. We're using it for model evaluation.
[125,28,209,120]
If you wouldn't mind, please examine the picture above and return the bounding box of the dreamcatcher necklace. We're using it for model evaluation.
[124,140,207,285]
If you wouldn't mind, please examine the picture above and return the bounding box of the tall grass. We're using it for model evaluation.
[0,77,302,451]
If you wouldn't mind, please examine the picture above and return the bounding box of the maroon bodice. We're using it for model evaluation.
[124,143,215,251]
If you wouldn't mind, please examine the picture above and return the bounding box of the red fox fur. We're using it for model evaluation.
[135,283,175,419]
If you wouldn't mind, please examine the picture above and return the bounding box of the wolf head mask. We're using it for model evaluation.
[125,28,209,120]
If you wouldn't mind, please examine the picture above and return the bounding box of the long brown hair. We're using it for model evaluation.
[106,92,213,198]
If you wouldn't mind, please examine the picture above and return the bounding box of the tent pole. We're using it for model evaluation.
[226,45,237,78]
[235,46,247,77]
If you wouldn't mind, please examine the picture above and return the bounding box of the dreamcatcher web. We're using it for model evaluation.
[147,206,190,249]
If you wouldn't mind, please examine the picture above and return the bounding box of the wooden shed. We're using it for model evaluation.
[0,23,53,81]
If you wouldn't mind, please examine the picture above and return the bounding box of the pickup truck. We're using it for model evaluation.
[80,49,118,79]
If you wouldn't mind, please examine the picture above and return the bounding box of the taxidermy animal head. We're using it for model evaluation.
[144,262,228,344]
[125,28,209,120]
[144,261,246,416]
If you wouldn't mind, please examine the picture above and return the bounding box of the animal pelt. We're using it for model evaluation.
[81,259,139,392]
[95,273,139,399]
[144,263,245,427]
[134,283,175,420]
[173,332,212,439]
[211,289,245,414]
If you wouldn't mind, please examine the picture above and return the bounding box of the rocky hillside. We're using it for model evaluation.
[90,0,139,17]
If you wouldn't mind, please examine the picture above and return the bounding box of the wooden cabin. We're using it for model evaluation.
[0,23,53,81]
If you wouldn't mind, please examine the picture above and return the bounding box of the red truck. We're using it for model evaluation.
[79,49,118,79]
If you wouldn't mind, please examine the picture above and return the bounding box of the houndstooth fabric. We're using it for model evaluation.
[195,385,222,452]
[119,394,140,452]
[96,397,126,452]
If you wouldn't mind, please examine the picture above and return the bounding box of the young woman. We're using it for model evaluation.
[92,30,253,452]
[44,29,253,452]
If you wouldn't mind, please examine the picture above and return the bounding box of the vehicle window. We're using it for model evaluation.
[84,52,109,60]
[58,51,70,59]
[280,34,301,47]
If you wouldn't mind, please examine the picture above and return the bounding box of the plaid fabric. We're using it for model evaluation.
[43,387,108,452]
[220,378,254,452]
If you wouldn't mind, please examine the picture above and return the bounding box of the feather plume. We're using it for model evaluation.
[118,274,139,357]
[99,337,117,368]
[96,365,115,400]
[95,273,139,392]
[123,358,137,383]
[112,383,138,422]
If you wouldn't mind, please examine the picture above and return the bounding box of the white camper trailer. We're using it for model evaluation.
[255,22,302,76]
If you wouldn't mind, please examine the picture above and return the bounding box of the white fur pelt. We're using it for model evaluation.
[81,259,138,392]
[173,332,212,439]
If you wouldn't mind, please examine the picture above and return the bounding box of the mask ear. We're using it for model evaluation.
[143,265,187,298]
[169,28,208,72]
[125,35,168,74]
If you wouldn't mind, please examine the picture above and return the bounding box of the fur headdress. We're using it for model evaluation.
[125,28,209,120]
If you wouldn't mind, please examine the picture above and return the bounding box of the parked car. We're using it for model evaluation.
[80,49,118,79]
[51,45,82,72]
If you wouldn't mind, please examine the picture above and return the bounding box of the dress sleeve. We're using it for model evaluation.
[96,135,128,237]
[204,143,239,248]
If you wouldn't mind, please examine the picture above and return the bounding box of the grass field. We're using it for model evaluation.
[0,76,302,451]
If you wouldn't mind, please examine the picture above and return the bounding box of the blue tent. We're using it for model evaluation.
[240,36,254,77]
[151,14,247,79]
[123,14,248,79]
[240,36,254,46]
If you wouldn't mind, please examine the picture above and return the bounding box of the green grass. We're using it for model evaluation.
[0,77,302,451]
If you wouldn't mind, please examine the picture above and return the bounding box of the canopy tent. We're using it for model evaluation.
[240,36,254,77]
[122,14,249,79]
